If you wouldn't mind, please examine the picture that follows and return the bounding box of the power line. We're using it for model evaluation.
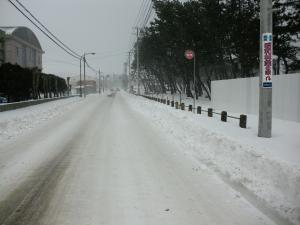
[8,0,98,74]
[85,60,97,73]
[43,57,79,67]
[89,52,128,61]
[134,0,149,27]
[128,0,151,51]
[7,0,80,60]
[140,0,153,28]
[14,0,81,58]
[142,1,154,28]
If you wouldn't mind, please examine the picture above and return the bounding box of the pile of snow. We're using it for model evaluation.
[126,93,300,225]
[0,97,82,143]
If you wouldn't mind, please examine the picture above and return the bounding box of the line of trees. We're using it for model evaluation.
[131,0,300,99]
[0,63,68,102]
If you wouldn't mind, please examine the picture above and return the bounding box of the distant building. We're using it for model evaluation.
[75,80,97,95]
[0,26,44,70]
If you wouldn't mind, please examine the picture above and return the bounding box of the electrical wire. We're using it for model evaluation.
[15,0,81,58]
[128,0,152,51]
[7,0,81,60]
[134,0,149,27]
[140,0,153,28]
[8,0,100,74]
[142,1,154,28]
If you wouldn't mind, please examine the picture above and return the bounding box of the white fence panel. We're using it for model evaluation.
[211,74,300,122]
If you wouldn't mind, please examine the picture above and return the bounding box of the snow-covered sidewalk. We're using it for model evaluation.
[127,93,300,225]
[0,97,82,143]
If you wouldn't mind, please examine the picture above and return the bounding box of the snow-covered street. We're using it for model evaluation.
[0,93,298,225]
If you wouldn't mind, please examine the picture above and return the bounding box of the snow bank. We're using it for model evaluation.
[126,93,300,225]
[0,97,82,143]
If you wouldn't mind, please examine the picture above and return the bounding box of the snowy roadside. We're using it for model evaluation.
[125,92,300,225]
[0,97,83,143]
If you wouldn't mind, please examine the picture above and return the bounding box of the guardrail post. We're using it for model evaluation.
[221,111,227,122]
[181,103,185,110]
[208,108,213,117]
[175,102,179,109]
[197,106,202,114]
[240,114,247,128]
[171,101,174,107]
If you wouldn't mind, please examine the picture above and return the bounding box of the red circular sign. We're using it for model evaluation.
[185,50,194,60]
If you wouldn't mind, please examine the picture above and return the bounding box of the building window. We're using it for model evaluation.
[16,47,19,57]
[22,46,27,66]
[33,49,36,66]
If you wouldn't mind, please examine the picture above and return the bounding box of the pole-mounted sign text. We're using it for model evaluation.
[262,33,272,88]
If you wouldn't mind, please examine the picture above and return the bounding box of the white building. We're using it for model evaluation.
[0,26,44,70]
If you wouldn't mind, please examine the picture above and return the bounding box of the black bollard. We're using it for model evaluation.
[188,105,193,112]
[208,108,213,117]
[197,106,202,114]
[240,114,247,128]
[221,111,227,122]
[181,103,185,110]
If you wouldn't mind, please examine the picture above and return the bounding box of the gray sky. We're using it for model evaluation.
[0,0,143,78]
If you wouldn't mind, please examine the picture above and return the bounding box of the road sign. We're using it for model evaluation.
[262,33,272,88]
[185,50,194,60]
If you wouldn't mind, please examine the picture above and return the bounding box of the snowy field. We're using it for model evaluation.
[0,92,299,225]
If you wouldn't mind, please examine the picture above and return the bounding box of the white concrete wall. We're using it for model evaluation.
[211,73,300,122]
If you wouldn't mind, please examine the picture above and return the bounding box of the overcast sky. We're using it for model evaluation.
[0,0,143,78]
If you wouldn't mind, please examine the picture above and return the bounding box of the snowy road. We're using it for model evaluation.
[0,93,278,225]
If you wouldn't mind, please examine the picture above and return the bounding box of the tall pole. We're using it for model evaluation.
[136,27,140,95]
[103,76,105,93]
[193,53,196,113]
[258,0,273,138]
[128,51,131,92]
[79,58,82,97]
[83,55,86,98]
[98,69,101,94]
[128,51,131,78]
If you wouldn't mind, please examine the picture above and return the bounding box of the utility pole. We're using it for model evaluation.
[83,55,86,98]
[128,51,131,78]
[79,58,82,97]
[128,51,131,92]
[98,69,101,94]
[103,76,105,93]
[193,53,196,113]
[258,0,273,138]
[136,27,140,95]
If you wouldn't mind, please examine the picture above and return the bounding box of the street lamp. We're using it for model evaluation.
[81,52,96,98]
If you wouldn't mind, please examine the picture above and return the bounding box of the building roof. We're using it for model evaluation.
[0,26,42,51]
